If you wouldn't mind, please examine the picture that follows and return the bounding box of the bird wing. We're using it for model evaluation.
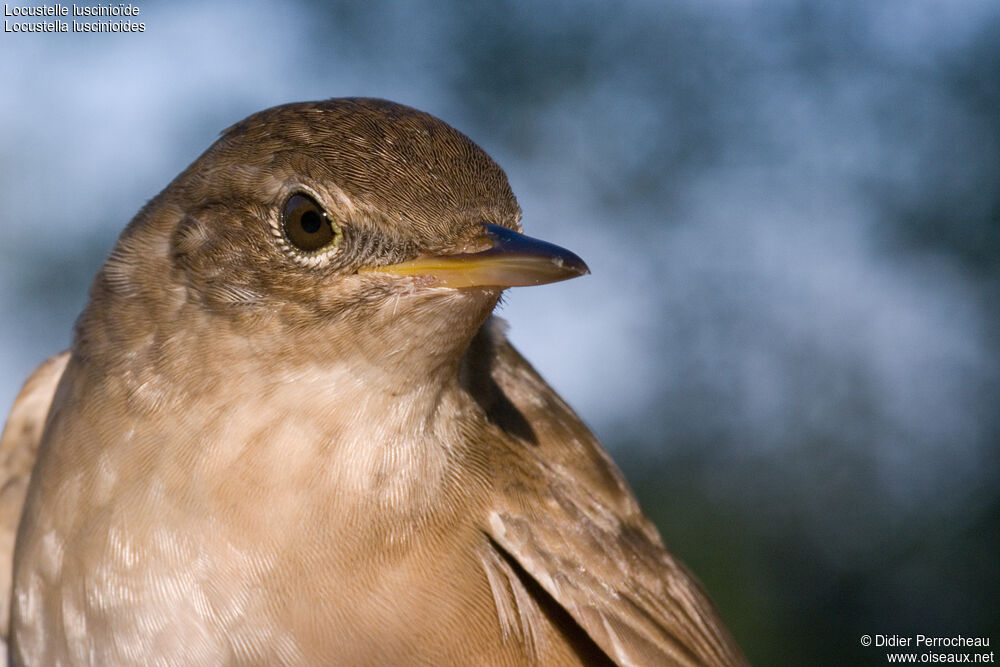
[471,324,746,667]
[0,352,70,648]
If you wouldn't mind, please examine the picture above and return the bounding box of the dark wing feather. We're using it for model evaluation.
[473,322,746,667]
[0,352,69,653]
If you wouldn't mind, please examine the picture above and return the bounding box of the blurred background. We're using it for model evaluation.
[2,1,998,663]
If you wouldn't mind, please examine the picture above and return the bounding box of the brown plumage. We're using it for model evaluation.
[0,98,747,665]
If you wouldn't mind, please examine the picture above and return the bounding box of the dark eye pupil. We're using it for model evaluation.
[300,210,322,234]
[281,194,338,253]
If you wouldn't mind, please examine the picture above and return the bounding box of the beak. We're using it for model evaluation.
[360,224,590,288]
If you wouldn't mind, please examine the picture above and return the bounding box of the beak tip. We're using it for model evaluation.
[563,255,590,279]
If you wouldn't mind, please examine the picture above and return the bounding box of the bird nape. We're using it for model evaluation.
[0,98,747,666]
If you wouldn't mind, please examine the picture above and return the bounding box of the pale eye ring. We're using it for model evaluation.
[280,193,341,255]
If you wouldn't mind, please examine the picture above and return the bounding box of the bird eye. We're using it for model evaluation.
[281,194,340,254]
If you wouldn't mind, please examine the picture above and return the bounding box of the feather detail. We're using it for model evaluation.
[0,351,69,658]
[478,327,748,667]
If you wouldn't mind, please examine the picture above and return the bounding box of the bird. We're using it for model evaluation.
[0,98,747,666]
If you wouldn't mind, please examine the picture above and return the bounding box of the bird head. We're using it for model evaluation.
[85,98,588,385]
